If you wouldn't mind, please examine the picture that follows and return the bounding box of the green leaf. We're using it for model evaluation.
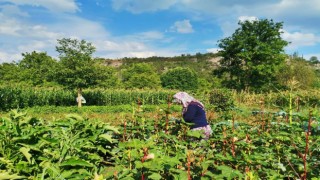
[216,165,244,179]
[0,172,26,180]
[19,147,32,163]
[187,130,203,138]
[171,169,188,180]
[61,169,92,179]
[60,158,94,167]
[134,161,143,169]
[66,114,84,121]
[104,125,120,134]
[148,173,162,180]
[99,133,114,143]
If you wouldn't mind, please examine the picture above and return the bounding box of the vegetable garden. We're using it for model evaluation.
[0,88,319,179]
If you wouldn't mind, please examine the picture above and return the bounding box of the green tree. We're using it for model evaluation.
[18,51,58,86]
[94,64,120,88]
[277,57,317,89]
[309,56,319,64]
[55,38,98,107]
[160,67,198,91]
[121,63,161,89]
[0,62,22,85]
[314,69,320,88]
[215,19,288,92]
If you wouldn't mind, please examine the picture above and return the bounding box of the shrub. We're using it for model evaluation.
[208,88,235,111]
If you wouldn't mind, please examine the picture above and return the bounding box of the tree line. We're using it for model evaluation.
[0,19,319,94]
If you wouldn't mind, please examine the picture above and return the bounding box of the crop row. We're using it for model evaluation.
[0,87,175,111]
[1,106,319,179]
[1,86,320,111]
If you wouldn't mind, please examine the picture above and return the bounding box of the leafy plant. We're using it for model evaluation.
[0,110,119,179]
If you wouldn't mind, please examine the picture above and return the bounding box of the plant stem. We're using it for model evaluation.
[289,91,292,124]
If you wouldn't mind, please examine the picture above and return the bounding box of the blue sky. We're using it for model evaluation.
[0,0,319,63]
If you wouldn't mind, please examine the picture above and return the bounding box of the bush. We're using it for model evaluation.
[161,67,198,91]
[208,89,235,111]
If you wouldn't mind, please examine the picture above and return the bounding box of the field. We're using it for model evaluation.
[0,88,319,179]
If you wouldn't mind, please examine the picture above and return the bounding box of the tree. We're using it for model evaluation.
[121,63,161,89]
[215,19,288,92]
[55,38,97,107]
[0,62,22,84]
[160,67,198,91]
[277,57,317,89]
[18,51,58,86]
[309,56,319,64]
[93,64,120,88]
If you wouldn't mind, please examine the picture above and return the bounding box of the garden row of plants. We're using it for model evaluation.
[1,86,320,111]
[1,103,319,179]
[0,87,175,111]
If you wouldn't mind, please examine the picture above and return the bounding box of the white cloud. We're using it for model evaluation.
[1,0,320,62]
[274,0,320,15]
[170,20,194,34]
[127,31,165,42]
[48,16,110,40]
[238,16,258,22]
[0,4,29,17]
[0,51,21,63]
[282,30,320,49]
[95,41,156,58]
[206,48,220,53]
[17,40,50,53]
[3,0,79,13]
[124,51,156,58]
[0,5,111,61]
[219,21,237,37]
[95,40,147,52]
[111,0,177,13]
[137,31,164,40]
[0,15,21,36]
[93,39,157,58]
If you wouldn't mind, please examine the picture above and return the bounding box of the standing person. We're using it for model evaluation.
[173,92,212,140]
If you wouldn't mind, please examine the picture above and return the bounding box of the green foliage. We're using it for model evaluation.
[309,56,319,65]
[234,89,320,108]
[0,110,118,179]
[313,69,320,88]
[277,57,317,89]
[161,67,199,91]
[55,38,98,89]
[0,86,74,111]
[108,103,320,179]
[0,87,176,111]
[215,19,288,92]
[1,100,320,179]
[0,62,22,84]
[125,73,161,89]
[21,104,181,114]
[121,63,161,89]
[18,51,58,86]
[82,89,175,106]
[208,89,235,111]
[93,64,120,88]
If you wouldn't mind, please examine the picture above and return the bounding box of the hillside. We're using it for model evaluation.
[101,52,221,75]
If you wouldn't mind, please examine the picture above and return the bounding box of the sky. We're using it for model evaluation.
[0,0,320,63]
